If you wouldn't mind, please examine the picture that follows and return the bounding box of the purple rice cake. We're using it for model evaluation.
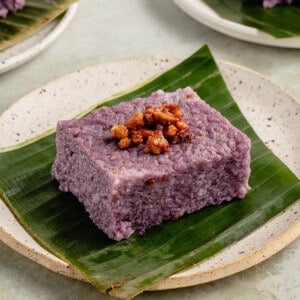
[51,87,251,241]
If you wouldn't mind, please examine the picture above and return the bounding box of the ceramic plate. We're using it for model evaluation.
[0,3,78,74]
[173,0,300,48]
[0,57,299,291]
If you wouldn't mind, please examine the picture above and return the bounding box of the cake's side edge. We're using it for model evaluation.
[51,123,123,240]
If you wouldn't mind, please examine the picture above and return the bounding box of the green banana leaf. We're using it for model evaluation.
[0,45,299,299]
[0,0,77,51]
[202,0,300,38]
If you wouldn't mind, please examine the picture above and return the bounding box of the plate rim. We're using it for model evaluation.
[0,57,299,291]
[0,2,79,75]
[173,0,300,48]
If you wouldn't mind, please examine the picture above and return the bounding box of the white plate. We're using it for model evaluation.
[0,57,299,291]
[173,0,300,48]
[0,3,78,74]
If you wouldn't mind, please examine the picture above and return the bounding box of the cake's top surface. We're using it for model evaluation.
[57,87,250,179]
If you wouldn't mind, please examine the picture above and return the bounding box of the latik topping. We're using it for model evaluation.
[111,103,192,154]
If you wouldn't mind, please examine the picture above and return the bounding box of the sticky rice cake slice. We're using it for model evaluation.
[51,87,251,241]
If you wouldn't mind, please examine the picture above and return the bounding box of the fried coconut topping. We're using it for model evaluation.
[111,103,192,154]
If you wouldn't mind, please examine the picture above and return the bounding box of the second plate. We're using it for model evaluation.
[0,3,78,74]
[173,0,300,48]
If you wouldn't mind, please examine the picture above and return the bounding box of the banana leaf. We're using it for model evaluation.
[0,0,77,51]
[0,45,299,299]
[202,0,300,38]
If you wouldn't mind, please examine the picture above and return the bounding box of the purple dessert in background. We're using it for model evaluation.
[244,0,297,7]
[0,0,25,18]
[263,0,293,7]
[51,87,251,241]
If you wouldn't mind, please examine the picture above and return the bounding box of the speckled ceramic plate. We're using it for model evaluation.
[0,57,299,290]
[173,0,300,48]
[0,3,78,75]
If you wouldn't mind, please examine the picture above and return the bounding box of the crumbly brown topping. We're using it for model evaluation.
[125,112,144,129]
[111,124,128,139]
[111,103,192,154]
[118,137,131,149]
[144,130,170,155]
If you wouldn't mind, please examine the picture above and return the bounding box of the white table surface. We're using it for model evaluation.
[0,0,299,299]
